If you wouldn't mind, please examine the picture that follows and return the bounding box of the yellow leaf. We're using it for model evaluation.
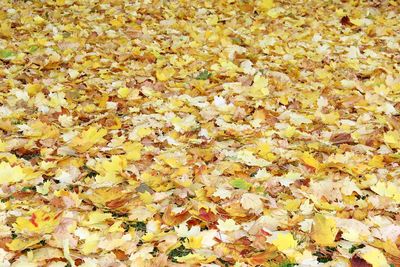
[108,221,124,233]
[373,239,400,258]
[217,219,241,232]
[269,232,297,252]
[177,253,216,264]
[117,87,130,98]
[139,191,153,204]
[156,66,175,81]
[83,187,128,208]
[110,18,123,28]
[248,74,269,99]
[0,139,6,152]
[320,112,340,125]
[33,15,46,24]
[123,142,143,161]
[259,0,274,12]
[311,214,338,246]
[141,232,154,242]
[371,181,400,203]
[185,236,203,249]
[95,173,124,185]
[267,8,281,18]
[96,155,126,174]
[368,155,385,168]
[136,127,152,139]
[71,127,107,152]
[0,22,11,38]
[360,246,389,267]
[257,142,271,159]
[13,209,60,234]
[93,155,127,185]
[314,200,343,211]
[283,126,297,138]
[68,69,80,79]
[384,130,400,149]
[285,199,302,211]
[26,83,42,96]
[300,152,321,170]
[36,180,51,195]
[81,233,100,255]
[82,211,112,226]
[158,153,184,168]
[0,162,25,185]
[7,238,41,251]
[140,171,164,191]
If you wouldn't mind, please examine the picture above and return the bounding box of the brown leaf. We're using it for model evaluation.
[113,249,129,261]
[340,16,353,26]
[350,255,372,267]
[0,238,12,251]
[162,205,191,226]
[106,197,130,209]
[330,133,354,145]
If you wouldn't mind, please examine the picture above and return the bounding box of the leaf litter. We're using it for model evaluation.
[0,0,399,266]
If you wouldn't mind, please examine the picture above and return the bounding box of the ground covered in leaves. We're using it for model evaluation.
[0,0,400,266]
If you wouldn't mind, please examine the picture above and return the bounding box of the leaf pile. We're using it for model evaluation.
[0,0,399,266]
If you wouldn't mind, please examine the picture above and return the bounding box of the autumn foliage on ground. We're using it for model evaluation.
[0,0,400,266]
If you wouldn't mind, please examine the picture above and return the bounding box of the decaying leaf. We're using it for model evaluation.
[1,0,399,265]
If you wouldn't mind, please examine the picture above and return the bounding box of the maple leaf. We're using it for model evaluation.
[156,66,175,81]
[123,142,143,160]
[358,246,389,267]
[70,127,107,152]
[0,162,26,185]
[94,155,127,185]
[240,193,264,214]
[82,187,129,210]
[217,219,241,232]
[311,214,338,246]
[230,178,252,190]
[300,152,321,171]
[258,0,274,12]
[269,232,297,252]
[176,253,216,264]
[6,237,42,251]
[383,131,400,149]
[13,209,61,235]
[117,87,130,98]
[247,74,269,99]
[1,0,399,264]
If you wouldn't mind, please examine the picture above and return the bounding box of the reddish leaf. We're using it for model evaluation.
[350,256,372,267]
[340,16,353,26]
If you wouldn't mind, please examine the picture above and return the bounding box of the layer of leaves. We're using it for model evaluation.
[0,0,399,266]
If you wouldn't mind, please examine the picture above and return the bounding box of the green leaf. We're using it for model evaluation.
[317,257,332,263]
[349,244,365,253]
[21,186,36,192]
[132,221,147,232]
[168,245,192,263]
[230,178,252,190]
[196,70,211,80]
[29,45,39,53]
[279,263,297,267]
[313,251,332,263]
[231,37,243,45]
[0,49,15,59]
